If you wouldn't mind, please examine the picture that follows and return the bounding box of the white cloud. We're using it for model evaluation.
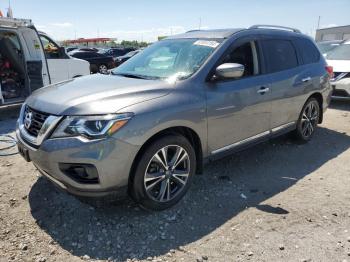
[99,26,187,42]
[320,23,338,29]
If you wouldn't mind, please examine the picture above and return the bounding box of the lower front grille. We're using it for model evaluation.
[332,89,350,97]
[23,106,50,137]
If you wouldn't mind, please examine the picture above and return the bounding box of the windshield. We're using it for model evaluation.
[112,38,221,79]
[327,42,350,60]
[98,49,108,54]
[317,42,340,54]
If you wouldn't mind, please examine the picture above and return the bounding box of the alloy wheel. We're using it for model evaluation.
[301,100,319,139]
[99,64,108,74]
[144,145,190,203]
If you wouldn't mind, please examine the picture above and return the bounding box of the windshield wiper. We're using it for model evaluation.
[111,72,159,80]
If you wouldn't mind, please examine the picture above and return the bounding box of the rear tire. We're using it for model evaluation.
[294,98,320,143]
[131,135,196,211]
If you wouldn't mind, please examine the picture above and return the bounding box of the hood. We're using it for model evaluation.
[26,74,173,115]
[326,59,350,73]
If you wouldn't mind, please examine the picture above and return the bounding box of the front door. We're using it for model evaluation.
[39,34,69,84]
[206,38,272,155]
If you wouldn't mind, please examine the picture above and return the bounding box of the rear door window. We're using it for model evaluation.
[295,38,320,64]
[261,39,298,73]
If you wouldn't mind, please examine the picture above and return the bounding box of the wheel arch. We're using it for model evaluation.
[128,126,203,193]
[308,92,323,124]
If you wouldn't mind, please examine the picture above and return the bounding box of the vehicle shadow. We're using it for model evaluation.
[0,106,20,134]
[28,127,350,261]
[329,100,350,111]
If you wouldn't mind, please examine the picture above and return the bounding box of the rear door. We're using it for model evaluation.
[206,36,272,155]
[260,37,304,131]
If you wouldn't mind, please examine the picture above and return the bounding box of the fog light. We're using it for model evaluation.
[59,163,99,184]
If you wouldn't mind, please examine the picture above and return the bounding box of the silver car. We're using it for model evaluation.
[16,25,332,210]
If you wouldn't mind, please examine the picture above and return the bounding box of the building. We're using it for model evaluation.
[315,25,350,42]
[62,37,117,47]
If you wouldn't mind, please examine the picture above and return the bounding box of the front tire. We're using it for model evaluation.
[98,64,108,74]
[294,98,320,142]
[131,135,196,211]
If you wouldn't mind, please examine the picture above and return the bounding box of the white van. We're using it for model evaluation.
[0,17,90,107]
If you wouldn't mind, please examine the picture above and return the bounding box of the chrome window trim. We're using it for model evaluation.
[211,122,295,155]
[18,104,62,146]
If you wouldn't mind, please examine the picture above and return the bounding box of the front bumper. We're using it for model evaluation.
[331,77,350,99]
[16,128,139,198]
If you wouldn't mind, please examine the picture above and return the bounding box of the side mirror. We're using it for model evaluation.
[58,46,68,58]
[215,63,245,80]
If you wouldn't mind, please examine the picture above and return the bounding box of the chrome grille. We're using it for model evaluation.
[23,106,50,137]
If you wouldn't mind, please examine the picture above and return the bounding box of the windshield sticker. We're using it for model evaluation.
[194,40,219,48]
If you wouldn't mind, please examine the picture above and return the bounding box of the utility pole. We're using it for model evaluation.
[317,16,321,29]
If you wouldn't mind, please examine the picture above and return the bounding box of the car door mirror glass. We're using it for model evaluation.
[215,63,245,80]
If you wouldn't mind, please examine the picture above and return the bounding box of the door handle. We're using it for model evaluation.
[302,77,311,82]
[257,87,270,94]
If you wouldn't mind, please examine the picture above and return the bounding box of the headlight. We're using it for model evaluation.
[51,113,133,139]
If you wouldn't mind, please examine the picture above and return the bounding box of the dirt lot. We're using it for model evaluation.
[0,102,349,262]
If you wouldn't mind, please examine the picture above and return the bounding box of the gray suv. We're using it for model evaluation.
[16,25,332,210]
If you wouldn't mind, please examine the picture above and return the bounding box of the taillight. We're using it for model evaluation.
[326,65,334,78]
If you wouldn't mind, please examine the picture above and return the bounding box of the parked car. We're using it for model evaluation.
[0,17,89,107]
[316,40,343,56]
[99,47,136,58]
[114,50,141,66]
[70,51,115,74]
[326,40,350,99]
[66,46,78,53]
[16,25,332,210]
[79,47,99,52]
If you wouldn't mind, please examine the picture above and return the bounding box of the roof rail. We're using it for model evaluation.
[249,25,301,33]
[186,29,201,33]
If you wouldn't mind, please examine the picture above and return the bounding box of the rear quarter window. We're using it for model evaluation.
[261,39,298,73]
[295,38,320,64]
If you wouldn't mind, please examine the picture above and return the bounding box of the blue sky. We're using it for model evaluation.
[0,0,349,42]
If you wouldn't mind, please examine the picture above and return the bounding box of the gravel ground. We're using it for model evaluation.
[0,101,349,262]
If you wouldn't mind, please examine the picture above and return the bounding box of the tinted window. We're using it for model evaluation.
[72,52,89,58]
[296,38,320,64]
[262,39,298,73]
[113,49,126,56]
